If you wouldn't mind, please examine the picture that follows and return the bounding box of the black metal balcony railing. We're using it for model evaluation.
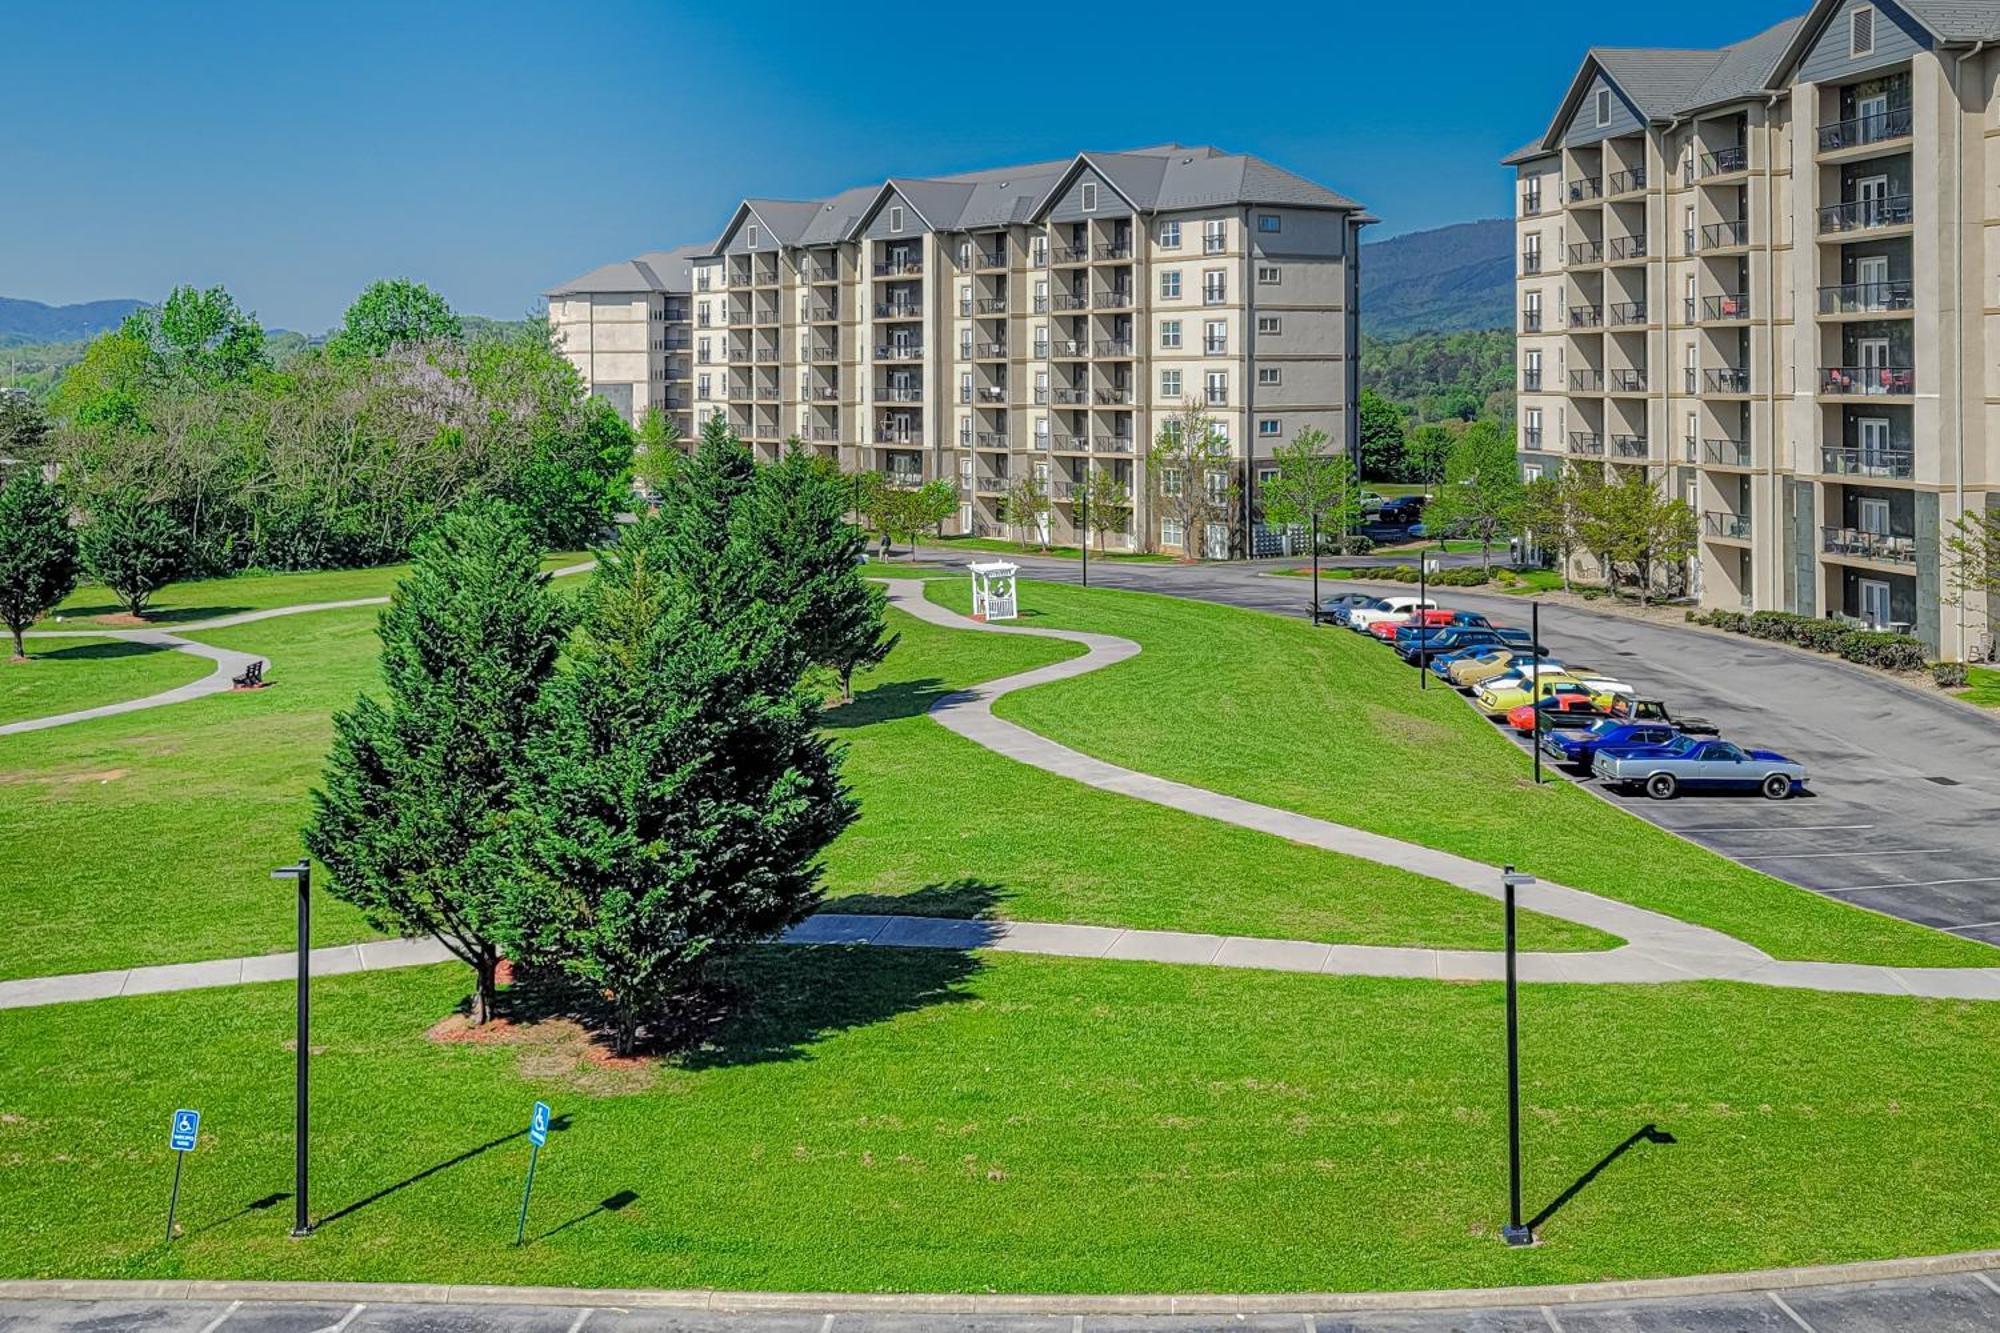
[1701,293,1752,321]
[1818,104,1912,153]
[1053,293,1089,311]
[1821,446,1914,478]
[1095,435,1137,454]
[1205,389,1228,406]
[1053,245,1090,265]
[975,341,1007,359]
[1522,428,1543,447]
[976,386,1008,404]
[1705,367,1752,394]
[976,249,1006,270]
[1607,234,1648,261]
[1096,338,1134,357]
[873,259,922,276]
[1699,145,1748,177]
[1203,338,1227,355]
[1608,167,1647,196]
[1052,339,1087,358]
[875,428,923,445]
[806,386,839,402]
[1569,369,1604,392]
[1818,195,1913,233]
[1095,388,1134,406]
[978,298,1007,315]
[875,302,921,319]
[1818,280,1915,315]
[1094,241,1134,261]
[1569,431,1605,455]
[1823,525,1916,564]
[1521,251,1542,274]
[1522,370,1543,391]
[1608,301,1648,327]
[1568,304,1604,328]
[976,431,1009,448]
[1052,433,1087,451]
[876,344,923,361]
[1052,387,1089,404]
[807,304,837,322]
[1522,312,1543,333]
[1568,240,1604,265]
[1608,367,1647,392]
[1610,434,1648,458]
[1683,228,1696,256]
[1820,365,1916,395]
[1701,219,1749,249]
[878,386,922,403]
[1095,290,1133,309]
[1703,438,1752,467]
[1032,296,1050,314]
[1568,177,1603,203]
[1522,190,1544,216]
[808,425,838,442]
[1704,510,1752,539]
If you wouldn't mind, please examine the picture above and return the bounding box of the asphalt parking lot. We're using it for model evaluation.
[912,549,2000,950]
[11,1270,2000,1332]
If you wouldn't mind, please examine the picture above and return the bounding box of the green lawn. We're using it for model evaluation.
[1,639,210,726]
[928,579,1996,969]
[3,956,1999,1293]
[1958,667,2000,709]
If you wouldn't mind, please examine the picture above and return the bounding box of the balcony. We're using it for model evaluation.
[805,386,839,402]
[1607,234,1648,262]
[1052,432,1088,452]
[1094,241,1134,261]
[1203,337,1228,355]
[1203,233,1226,254]
[1094,435,1136,454]
[1051,339,1088,359]
[1700,219,1749,250]
[807,425,839,443]
[1522,428,1543,448]
[1094,387,1134,406]
[876,343,924,360]
[977,297,1007,315]
[1818,281,1914,315]
[874,302,922,321]
[1699,367,1748,394]
[1522,370,1543,391]
[1521,251,1542,274]
[1700,293,1751,322]
[1053,292,1090,311]
[974,340,1007,360]
[1607,301,1647,328]
[974,475,1009,496]
[1568,304,1603,329]
[1052,387,1089,405]
[1568,240,1604,266]
[873,259,923,276]
[1568,431,1605,455]
[1607,167,1647,196]
[1703,511,1752,540]
[1032,295,1050,314]
[753,383,779,402]
[1568,177,1603,204]
[1821,445,1914,478]
[975,248,1007,271]
[1820,365,1915,396]
[975,431,1010,448]
[877,386,923,403]
[727,262,752,286]
[1205,389,1229,407]
[1568,368,1604,392]
[1610,434,1648,458]
[1096,338,1134,357]
[1818,105,1912,153]
[1822,525,1915,564]
[1522,190,1544,216]
[875,427,924,446]
[1703,438,1752,467]
[1697,145,1748,178]
[1521,312,1543,333]
[1818,195,1913,234]
[1053,245,1090,265]
[1095,290,1134,309]
[806,303,838,322]
[1608,368,1648,392]
[976,386,1008,404]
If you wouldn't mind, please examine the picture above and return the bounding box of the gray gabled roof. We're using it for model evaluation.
[1592,48,1730,117]
[1879,0,2000,40]
[545,242,703,297]
[1685,16,1802,109]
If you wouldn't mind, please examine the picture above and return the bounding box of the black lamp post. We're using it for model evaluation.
[1531,601,1544,785]
[1309,510,1320,623]
[1079,480,1089,588]
[271,858,312,1238]
[1501,864,1538,1248]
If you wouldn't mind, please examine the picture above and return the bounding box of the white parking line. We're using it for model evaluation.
[197,1301,241,1333]
[1738,848,1950,861]
[1974,1270,2000,1297]
[1770,1291,1819,1331]
[1944,920,2000,935]
[565,1310,594,1333]
[312,1305,364,1333]
[1678,823,1877,835]
[1819,876,2000,895]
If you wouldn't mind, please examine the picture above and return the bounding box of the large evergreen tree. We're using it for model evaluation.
[79,493,184,616]
[0,471,80,658]
[305,499,568,1024]
[660,414,756,611]
[509,520,856,1055]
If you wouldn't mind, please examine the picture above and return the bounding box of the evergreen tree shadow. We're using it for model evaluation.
[819,675,950,728]
[48,603,252,626]
[822,876,1010,920]
[24,640,186,663]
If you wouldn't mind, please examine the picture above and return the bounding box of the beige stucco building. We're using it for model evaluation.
[553,146,1369,555]
[1509,0,2000,658]
[545,245,701,441]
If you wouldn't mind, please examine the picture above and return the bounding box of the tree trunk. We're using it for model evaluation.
[470,945,500,1026]
[9,625,24,660]
[613,998,638,1058]
[840,665,855,702]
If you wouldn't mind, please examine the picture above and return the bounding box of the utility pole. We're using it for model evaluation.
[1501,865,1538,1248]
[271,859,312,1237]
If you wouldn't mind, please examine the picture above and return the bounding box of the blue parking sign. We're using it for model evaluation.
[169,1108,200,1152]
[528,1101,550,1148]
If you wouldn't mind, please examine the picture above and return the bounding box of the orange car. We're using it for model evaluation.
[1505,686,1606,733]
[1367,606,1455,641]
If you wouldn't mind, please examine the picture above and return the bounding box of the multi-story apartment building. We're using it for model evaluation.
[545,244,701,437]
[559,147,1366,555]
[1508,0,2000,659]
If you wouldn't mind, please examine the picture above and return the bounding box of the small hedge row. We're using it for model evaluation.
[1686,608,1930,673]
[1334,563,1494,587]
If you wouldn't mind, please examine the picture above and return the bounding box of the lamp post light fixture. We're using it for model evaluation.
[271,858,312,1238]
[1500,864,1538,1248]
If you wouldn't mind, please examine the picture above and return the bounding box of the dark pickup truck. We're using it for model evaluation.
[1608,697,1720,736]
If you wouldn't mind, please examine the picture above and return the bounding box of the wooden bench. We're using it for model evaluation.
[231,660,267,690]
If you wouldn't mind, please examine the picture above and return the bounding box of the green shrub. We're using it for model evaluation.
[1835,630,1927,673]
[1934,660,1970,689]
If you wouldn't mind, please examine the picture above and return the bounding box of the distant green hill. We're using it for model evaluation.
[1361,219,1512,339]
[0,297,146,346]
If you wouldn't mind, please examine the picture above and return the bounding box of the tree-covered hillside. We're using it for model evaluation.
[1360,219,1512,339]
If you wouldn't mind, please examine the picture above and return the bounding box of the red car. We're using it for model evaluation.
[1506,686,1605,733]
[1367,607,1455,641]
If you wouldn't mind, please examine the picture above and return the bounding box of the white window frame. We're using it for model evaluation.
[1852,5,1875,56]
[1203,219,1226,253]
[1160,269,1182,300]
[1081,182,1098,212]
[1258,419,1281,437]
[1161,369,1182,398]
[1160,319,1182,350]
[1258,213,1281,234]
[1257,265,1281,284]
[1204,319,1227,355]
[889,205,904,233]
[1258,316,1281,335]
[1596,88,1611,126]
[1258,366,1280,385]
[1160,220,1181,249]
[1161,517,1185,548]
[1203,270,1227,305]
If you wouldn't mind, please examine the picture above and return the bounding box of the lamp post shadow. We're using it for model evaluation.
[1530,1122,1677,1233]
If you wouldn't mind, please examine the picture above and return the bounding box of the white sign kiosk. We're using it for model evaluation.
[967,560,1019,622]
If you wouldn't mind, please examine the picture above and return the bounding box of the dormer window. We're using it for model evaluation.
[747,224,759,249]
[1852,5,1875,56]
[1595,88,1611,126]
[890,205,904,233]
[1081,182,1098,212]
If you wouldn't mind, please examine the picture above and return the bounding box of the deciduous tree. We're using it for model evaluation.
[1081,466,1133,552]
[1425,420,1522,572]
[1260,426,1361,548]
[1149,402,1236,559]
[1356,388,1408,482]
[331,279,464,357]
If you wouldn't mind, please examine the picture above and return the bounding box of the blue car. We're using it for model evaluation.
[1397,624,1502,665]
[1592,735,1808,800]
[1539,718,1679,766]
[1424,628,1539,674]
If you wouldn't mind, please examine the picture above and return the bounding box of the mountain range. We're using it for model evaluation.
[1360,218,1512,339]
[0,296,147,345]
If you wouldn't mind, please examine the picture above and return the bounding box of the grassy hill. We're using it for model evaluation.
[0,297,144,346]
[1361,219,1512,339]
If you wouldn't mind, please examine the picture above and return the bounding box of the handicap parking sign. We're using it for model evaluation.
[169,1108,200,1152]
[528,1101,550,1148]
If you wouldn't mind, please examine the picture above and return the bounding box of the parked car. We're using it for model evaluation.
[1562,670,1638,710]
[1540,718,1681,767]
[1607,696,1720,736]
[1360,491,1388,514]
[1317,592,1379,625]
[1372,607,1458,641]
[1395,611,1491,644]
[1378,495,1428,527]
[1505,689,1608,733]
[1475,666,1584,715]
[1451,648,1561,690]
[1346,595,1436,632]
[1401,625,1510,666]
[1592,735,1807,800]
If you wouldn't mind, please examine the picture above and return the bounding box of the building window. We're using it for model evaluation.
[1204,320,1227,354]
[1203,219,1226,253]
[1257,315,1281,335]
[890,205,904,233]
[1163,468,1184,498]
[1524,462,1544,482]
[1258,214,1281,233]
[1524,407,1542,446]
[1161,369,1182,398]
[1595,88,1611,126]
[1160,269,1181,299]
[1160,319,1182,349]
[959,240,972,268]
[1162,518,1185,548]
[1081,182,1098,212]
[1258,367,1280,385]
[1203,271,1226,305]
[1852,5,1875,55]
[1160,220,1181,249]
[747,224,759,249]
[1205,371,1228,406]
[1258,467,1280,486]
[1258,265,1281,284]
[1258,419,1281,437]
[1031,233,1048,266]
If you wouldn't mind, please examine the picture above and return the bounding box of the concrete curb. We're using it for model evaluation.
[7,1247,2000,1313]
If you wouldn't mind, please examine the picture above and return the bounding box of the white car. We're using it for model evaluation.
[1344,595,1436,632]
[1360,491,1388,514]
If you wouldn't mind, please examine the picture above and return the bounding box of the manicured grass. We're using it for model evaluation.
[0,639,209,726]
[929,535,1176,563]
[38,552,591,629]
[929,579,1997,969]
[822,612,1610,953]
[1957,667,2000,708]
[4,956,2000,1292]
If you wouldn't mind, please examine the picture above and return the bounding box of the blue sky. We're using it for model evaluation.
[2,0,1805,331]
